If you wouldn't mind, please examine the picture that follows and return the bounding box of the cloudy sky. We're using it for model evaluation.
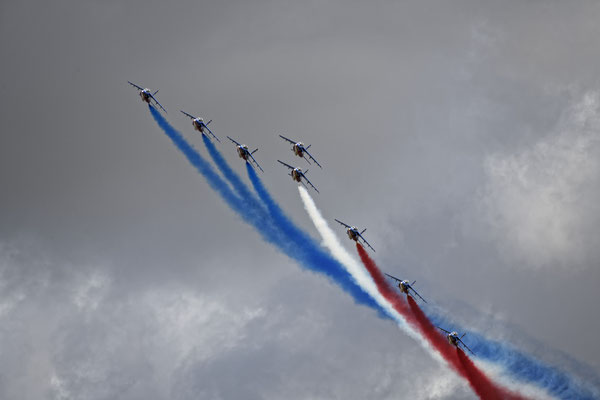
[1,0,599,399]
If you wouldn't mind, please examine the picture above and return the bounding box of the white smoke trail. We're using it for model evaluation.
[299,186,559,400]
[298,187,423,344]
[476,360,555,400]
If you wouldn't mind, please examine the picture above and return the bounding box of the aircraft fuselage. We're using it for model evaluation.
[447,333,459,347]
[291,169,303,182]
[139,90,151,103]
[293,143,305,157]
[192,119,205,133]
[237,145,249,160]
[399,282,410,294]
[346,228,360,241]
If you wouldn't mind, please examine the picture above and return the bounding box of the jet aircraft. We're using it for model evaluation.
[334,219,375,252]
[180,111,220,142]
[277,160,319,193]
[279,135,322,168]
[384,273,427,303]
[128,81,166,113]
[437,327,474,354]
[227,136,264,172]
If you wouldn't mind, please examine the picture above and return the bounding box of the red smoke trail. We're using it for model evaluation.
[407,295,526,399]
[355,243,527,400]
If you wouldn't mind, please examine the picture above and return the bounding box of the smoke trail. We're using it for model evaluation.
[246,163,306,240]
[245,148,592,399]
[456,346,521,400]
[296,186,425,337]
[149,105,285,249]
[150,106,596,399]
[149,105,383,313]
[356,240,597,399]
[244,164,383,311]
[202,134,268,217]
[425,312,599,400]
[408,296,527,400]
[356,243,526,400]
[149,107,241,213]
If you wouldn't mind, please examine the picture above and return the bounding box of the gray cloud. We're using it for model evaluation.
[1,0,599,398]
[0,242,469,400]
[479,92,600,269]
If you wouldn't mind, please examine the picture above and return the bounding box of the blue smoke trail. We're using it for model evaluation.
[245,163,306,240]
[149,105,384,313]
[150,105,598,398]
[148,105,283,249]
[245,163,387,318]
[202,134,268,217]
[427,312,598,399]
[245,161,596,398]
[247,160,598,398]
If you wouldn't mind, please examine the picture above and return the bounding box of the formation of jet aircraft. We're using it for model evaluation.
[129,81,477,359]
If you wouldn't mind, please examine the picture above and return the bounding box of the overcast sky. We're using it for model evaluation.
[1,1,599,399]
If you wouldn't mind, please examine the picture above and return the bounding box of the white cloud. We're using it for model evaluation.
[479,92,600,269]
[72,271,111,312]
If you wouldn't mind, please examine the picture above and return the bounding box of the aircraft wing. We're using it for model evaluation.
[279,134,296,144]
[409,287,427,303]
[227,136,242,146]
[358,233,376,252]
[150,94,167,113]
[180,110,196,119]
[128,81,144,90]
[301,173,319,193]
[204,125,220,142]
[277,160,294,170]
[303,148,322,169]
[384,273,402,283]
[334,219,351,229]
[248,153,264,173]
[458,339,475,355]
[437,327,451,335]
